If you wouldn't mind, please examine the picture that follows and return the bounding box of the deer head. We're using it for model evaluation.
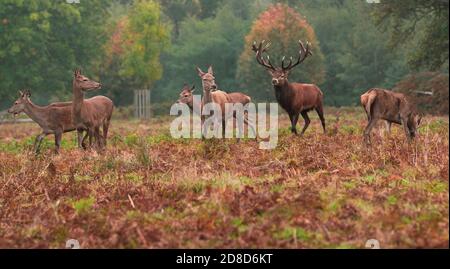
[408,113,423,138]
[177,84,196,108]
[196,66,217,92]
[8,90,31,115]
[252,40,312,87]
[73,68,102,91]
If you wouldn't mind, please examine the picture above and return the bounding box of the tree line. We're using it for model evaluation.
[0,0,448,112]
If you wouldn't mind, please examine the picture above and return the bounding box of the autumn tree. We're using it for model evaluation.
[120,0,170,89]
[237,3,325,101]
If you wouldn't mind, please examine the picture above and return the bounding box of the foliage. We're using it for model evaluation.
[372,0,449,71]
[0,0,110,109]
[237,3,325,102]
[393,72,449,115]
[152,0,255,103]
[117,0,171,88]
[0,0,447,110]
[0,112,448,248]
[285,0,410,106]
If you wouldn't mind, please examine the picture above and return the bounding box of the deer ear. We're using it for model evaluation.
[196,67,205,77]
[208,66,214,75]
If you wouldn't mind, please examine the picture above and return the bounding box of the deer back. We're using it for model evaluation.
[227,92,251,105]
[208,90,231,118]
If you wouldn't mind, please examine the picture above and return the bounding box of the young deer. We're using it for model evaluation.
[72,69,114,149]
[252,40,326,135]
[7,90,88,154]
[360,88,422,145]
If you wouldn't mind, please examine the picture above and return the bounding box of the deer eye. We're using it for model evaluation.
[15,102,18,105]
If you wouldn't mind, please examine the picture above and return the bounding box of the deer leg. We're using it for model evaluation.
[385,121,392,135]
[299,111,311,136]
[103,121,110,147]
[54,131,62,154]
[315,105,326,133]
[77,129,86,149]
[244,117,257,140]
[289,113,299,135]
[88,128,94,149]
[81,130,89,149]
[401,117,413,142]
[34,133,46,154]
[364,118,378,146]
[94,126,102,149]
[222,119,226,139]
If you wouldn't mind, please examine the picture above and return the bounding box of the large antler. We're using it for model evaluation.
[282,40,313,71]
[252,40,276,71]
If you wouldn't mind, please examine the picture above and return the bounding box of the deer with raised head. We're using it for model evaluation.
[7,90,89,154]
[360,88,422,145]
[72,69,114,149]
[252,40,326,135]
[177,84,252,113]
[176,66,256,137]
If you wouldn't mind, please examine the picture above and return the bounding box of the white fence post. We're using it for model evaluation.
[134,89,151,120]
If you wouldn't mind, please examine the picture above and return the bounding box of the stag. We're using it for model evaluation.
[360,88,422,145]
[252,40,326,135]
[7,90,89,154]
[72,69,114,149]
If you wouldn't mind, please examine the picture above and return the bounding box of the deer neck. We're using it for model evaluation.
[273,81,295,110]
[23,101,49,128]
[202,88,213,105]
[72,82,85,116]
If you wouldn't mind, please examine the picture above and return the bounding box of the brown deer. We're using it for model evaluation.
[195,66,256,137]
[72,69,114,149]
[7,90,88,154]
[360,88,422,145]
[252,40,326,135]
[177,85,252,112]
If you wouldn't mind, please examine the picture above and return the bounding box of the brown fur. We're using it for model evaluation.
[361,88,422,144]
[72,69,114,149]
[7,90,88,153]
[252,41,326,135]
[196,66,256,138]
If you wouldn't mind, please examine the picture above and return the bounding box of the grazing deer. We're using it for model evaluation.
[72,69,114,149]
[252,40,326,135]
[361,88,422,145]
[7,90,88,154]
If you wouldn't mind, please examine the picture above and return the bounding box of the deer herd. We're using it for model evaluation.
[7,40,422,154]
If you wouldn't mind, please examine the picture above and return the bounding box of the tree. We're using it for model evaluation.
[372,0,449,71]
[118,0,171,89]
[237,3,325,102]
[159,0,200,38]
[0,0,110,110]
[152,1,253,103]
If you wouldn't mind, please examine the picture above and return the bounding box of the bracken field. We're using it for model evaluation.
[0,108,448,249]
